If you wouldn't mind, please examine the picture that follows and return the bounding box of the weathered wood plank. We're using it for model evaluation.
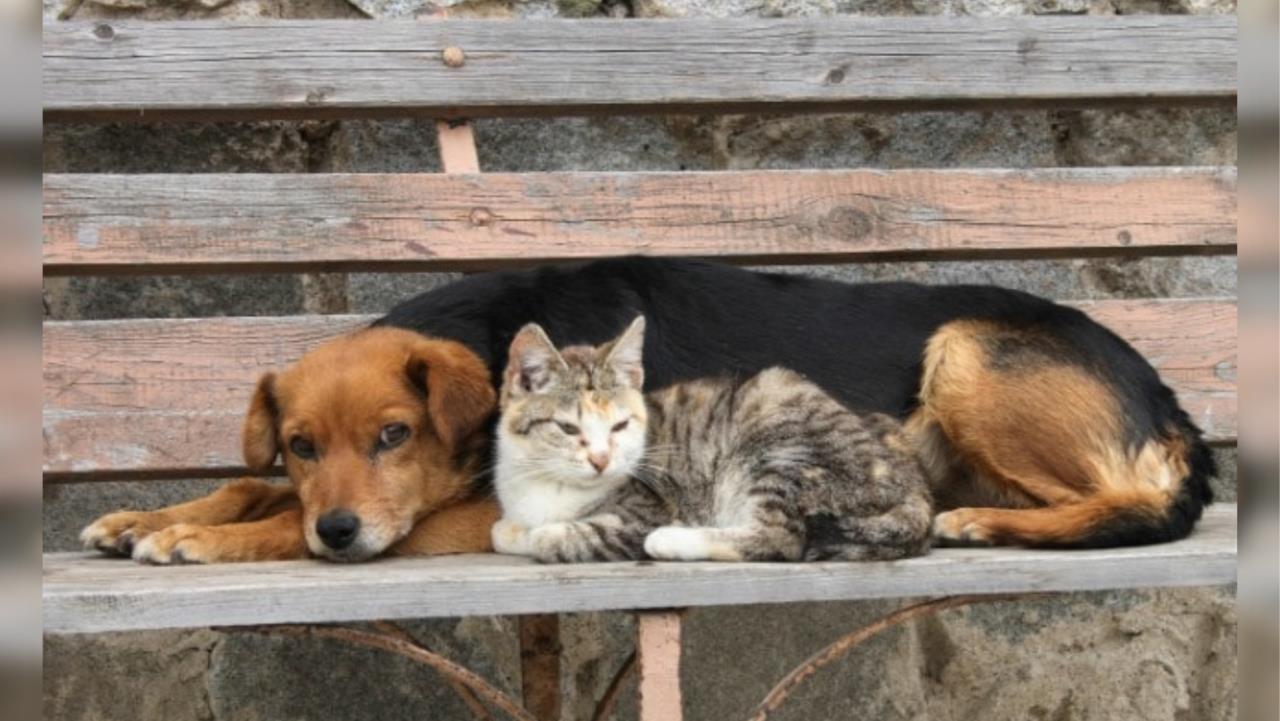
[43,17,1237,122]
[42,168,1237,275]
[40,504,1237,634]
[41,299,1237,479]
[42,315,370,479]
[637,612,684,721]
[436,121,480,174]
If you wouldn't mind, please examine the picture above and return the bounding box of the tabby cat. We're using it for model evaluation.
[491,316,933,563]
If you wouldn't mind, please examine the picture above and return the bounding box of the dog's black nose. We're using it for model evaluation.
[316,509,360,550]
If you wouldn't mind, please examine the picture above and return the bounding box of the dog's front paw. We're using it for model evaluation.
[491,518,531,556]
[931,509,993,546]
[131,524,216,565]
[80,510,174,557]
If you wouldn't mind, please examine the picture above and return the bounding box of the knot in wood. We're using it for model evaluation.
[441,46,466,68]
[820,206,873,242]
[92,23,115,40]
[469,208,494,227]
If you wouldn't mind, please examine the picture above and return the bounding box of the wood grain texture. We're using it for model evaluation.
[43,168,1237,275]
[637,612,684,721]
[41,299,1236,479]
[43,17,1237,122]
[41,504,1237,634]
[43,315,370,479]
[437,121,480,174]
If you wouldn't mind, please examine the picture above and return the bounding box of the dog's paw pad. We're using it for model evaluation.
[114,531,137,556]
[80,511,169,557]
[131,525,209,565]
[80,520,130,556]
[931,511,993,546]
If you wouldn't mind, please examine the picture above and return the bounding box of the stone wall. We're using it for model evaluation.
[42,0,1238,718]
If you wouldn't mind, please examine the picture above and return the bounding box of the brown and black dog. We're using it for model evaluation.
[82,257,1214,563]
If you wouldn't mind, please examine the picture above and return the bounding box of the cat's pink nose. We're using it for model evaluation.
[588,452,610,474]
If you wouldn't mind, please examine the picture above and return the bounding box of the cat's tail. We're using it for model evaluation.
[803,494,933,561]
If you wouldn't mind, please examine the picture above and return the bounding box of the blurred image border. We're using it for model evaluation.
[1236,0,1279,719]
[14,3,1277,721]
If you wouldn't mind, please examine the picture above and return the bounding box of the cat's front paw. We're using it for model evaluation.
[644,526,713,561]
[491,518,532,556]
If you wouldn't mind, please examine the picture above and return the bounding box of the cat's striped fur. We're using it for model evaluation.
[491,317,933,563]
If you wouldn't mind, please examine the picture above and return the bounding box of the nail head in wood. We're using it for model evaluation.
[442,46,466,68]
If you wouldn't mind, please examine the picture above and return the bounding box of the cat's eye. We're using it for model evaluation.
[289,436,317,460]
[377,423,411,451]
[556,421,581,435]
[611,419,630,432]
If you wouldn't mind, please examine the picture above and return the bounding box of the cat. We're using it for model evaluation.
[491,316,933,563]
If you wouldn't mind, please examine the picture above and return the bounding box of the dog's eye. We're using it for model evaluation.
[289,436,317,460]
[611,419,630,433]
[555,421,580,435]
[378,423,411,450]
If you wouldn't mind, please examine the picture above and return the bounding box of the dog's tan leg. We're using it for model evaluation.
[80,477,298,556]
[931,488,1170,546]
[919,320,1193,548]
[131,508,309,564]
[389,496,502,556]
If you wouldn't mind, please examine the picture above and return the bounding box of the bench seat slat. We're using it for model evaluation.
[41,503,1237,633]
[41,298,1237,480]
[43,17,1237,122]
[43,168,1237,275]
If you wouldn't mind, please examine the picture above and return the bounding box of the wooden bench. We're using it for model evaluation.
[43,16,1238,721]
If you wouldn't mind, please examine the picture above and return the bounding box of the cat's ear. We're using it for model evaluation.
[603,316,645,389]
[504,323,567,400]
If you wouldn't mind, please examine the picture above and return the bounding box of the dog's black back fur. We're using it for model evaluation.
[383,257,1131,413]
[377,256,1213,545]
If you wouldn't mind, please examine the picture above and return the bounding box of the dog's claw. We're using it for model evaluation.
[114,532,135,555]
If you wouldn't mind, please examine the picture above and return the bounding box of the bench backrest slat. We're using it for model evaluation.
[42,299,1237,481]
[43,17,1237,122]
[43,168,1237,275]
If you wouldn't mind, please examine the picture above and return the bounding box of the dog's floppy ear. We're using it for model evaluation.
[242,372,279,472]
[408,341,497,450]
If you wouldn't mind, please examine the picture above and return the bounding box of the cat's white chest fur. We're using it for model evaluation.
[493,409,634,528]
[498,477,607,527]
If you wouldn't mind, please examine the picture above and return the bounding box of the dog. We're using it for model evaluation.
[82,256,1214,563]
[81,327,501,563]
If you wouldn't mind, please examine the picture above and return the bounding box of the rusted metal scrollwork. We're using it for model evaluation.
[746,594,1031,721]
